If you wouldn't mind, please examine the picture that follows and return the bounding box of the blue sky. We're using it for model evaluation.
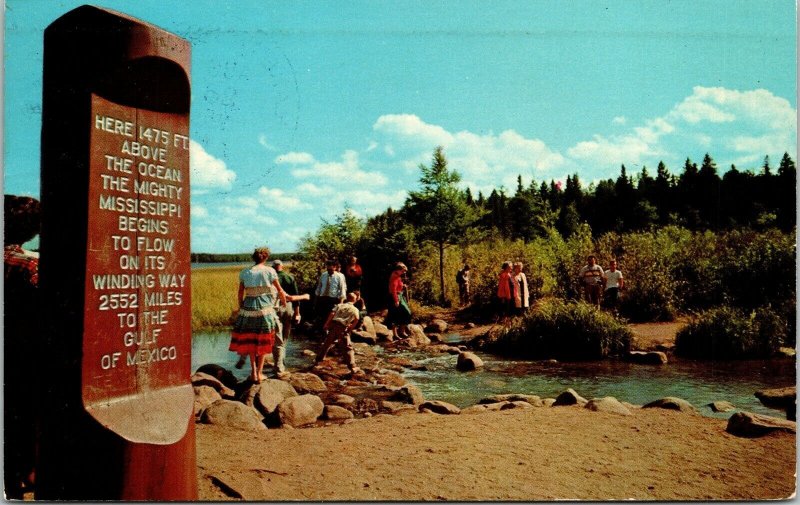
[4,0,797,253]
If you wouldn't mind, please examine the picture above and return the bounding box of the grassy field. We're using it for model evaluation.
[191,266,241,331]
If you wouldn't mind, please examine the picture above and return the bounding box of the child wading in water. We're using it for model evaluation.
[315,292,363,374]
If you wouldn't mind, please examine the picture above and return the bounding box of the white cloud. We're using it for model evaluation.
[257,186,311,211]
[612,116,627,125]
[275,151,316,165]
[373,114,454,146]
[190,140,236,190]
[191,205,208,218]
[290,150,388,187]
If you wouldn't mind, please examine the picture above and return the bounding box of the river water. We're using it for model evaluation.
[192,330,795,419]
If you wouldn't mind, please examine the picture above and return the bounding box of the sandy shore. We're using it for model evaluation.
[196,404,795,501]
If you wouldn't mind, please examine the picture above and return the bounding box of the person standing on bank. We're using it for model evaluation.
[602,259,624,314]
[4,195,42,499]
[578,255,604,308]
[496,261,515,319]
[344,255,363,296]
[386,262,411,338]
[314,259,347,333]
[456,264,471,306]
[230,247,286,383]
[513,262,530,315]
[271,259,310,378]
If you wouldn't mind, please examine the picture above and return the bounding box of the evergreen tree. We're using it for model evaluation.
[404,147,479,306]
[776,152,797,230]
[698,153,722,229]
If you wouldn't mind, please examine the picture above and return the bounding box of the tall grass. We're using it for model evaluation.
[191,266,240,331]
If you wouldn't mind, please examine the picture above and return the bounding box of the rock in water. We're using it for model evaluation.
[479,394,542,406]
[390,384,425,405]
[426,319,448,333]
[192,371,236,397]
[406,324,431,347]
[626,351,668,365]
[456,351,484,371]
[554,388,588,406]
[708,401,735,413]
[419,400,461,415]
[642,397,698,414]
[287,372,328,394]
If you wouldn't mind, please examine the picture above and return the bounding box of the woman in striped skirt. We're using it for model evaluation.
[230,246,287,382]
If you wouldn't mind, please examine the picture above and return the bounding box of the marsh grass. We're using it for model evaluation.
[191,266,240,331]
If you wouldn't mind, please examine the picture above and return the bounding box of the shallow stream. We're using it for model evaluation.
[193,330,795,419]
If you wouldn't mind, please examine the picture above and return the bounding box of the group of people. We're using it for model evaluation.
[577,255,624,310]
[496,261,531,318]
[229,253,412,381]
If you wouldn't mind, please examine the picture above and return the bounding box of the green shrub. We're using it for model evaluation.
[674,306,788,359]
[485,299,632,360]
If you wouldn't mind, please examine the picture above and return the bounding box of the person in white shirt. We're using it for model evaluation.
[513,262,529,314]
[314,259,347,333]
[578,255,604,308]
[602,259,624,313]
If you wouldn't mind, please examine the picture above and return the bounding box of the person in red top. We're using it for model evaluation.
[344,255,363,295]
[386,262,411,338]
[496,261,515,320]
[4,195,42,498]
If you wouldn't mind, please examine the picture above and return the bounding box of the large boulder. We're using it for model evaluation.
[419,400,461,415]
[287,373,328,394]
[360,316,377,338]
[201,400,267,431]
[374,322,394,341]
[553,389,588,406]
[191,371,236,398]
[479,394,543,407]
[642,397,698,414]
[456,352,484,372]
[585,397,632,416]
[708,401,736,413]
[194,385,222,417]
[755,387,796,410]
[241,379,298,416]
[350,330,378,345]
[195,364,239,390]
[390,384,425,405]
[405,324,431,347]
[323,405,354,421]
[626,351,668,365]
[277,394,325,427]
[425,319,448,333]
[726,411,797,437]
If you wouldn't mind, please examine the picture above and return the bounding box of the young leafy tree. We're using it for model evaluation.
[404,146,480,306]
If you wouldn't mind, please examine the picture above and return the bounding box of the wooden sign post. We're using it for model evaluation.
[38,6,196,500]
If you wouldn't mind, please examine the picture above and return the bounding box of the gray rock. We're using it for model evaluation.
[193,385,222,417]
[374,322,394,341]
[277,394,324,427]
[191,371,235,398]
[332,394,356,406]
[708,401,736,413]
[626,351,668,365]
[406,324,431,347]
[500,401,534,410]
[287,373,328,395]
[554,388,588,406]
[201,399,267,431]
[726,411,797,437]
[390,384,425,405]
[479,394,543,407]
[350,330,378,345]
[642,397,698,414]
[361,316,377,339]
[585,397,632,416]
[426,319,449,333]
[456,351,484,372]
[419,400,461,415]
[195,364,239,390]
[323,404,354,420]
[241,379,298,416]
[754,387,796,410]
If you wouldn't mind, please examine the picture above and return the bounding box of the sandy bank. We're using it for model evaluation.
[196,404,796,501]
